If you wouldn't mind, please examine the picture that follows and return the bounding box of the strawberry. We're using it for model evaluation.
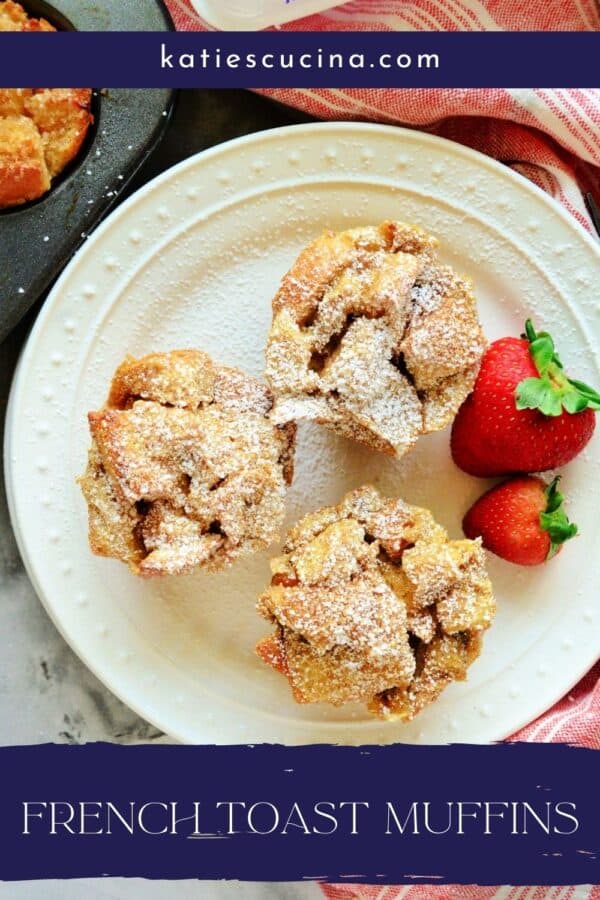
[463,475,577,566]
[451,320,599,476]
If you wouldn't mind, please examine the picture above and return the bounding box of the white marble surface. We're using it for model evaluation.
[0,90,315,899]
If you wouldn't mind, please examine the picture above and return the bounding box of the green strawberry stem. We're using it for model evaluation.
[540,476,578,560]
[515,319,600,417]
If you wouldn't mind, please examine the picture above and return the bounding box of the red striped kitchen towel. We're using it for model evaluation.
[167,0,600,32]
[166,3,599,894]
[323,886,600,899]
[166,2,600,232]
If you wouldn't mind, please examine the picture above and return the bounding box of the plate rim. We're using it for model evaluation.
[5,120,600,744]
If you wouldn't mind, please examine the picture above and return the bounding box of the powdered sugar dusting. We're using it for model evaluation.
[80,350,295,577]
[257,485,495,716]
[265,222,486,458]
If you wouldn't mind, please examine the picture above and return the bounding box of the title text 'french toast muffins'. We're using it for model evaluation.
[256,486,495,720]
[0,3,93,209]
[265,222,486,457]
[79,350,296,577]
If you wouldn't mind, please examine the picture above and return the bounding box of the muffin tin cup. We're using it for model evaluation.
[0,0,175,342]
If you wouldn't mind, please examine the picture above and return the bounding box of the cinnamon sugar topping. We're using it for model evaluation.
[79,350,296,577]
[266,222,486,456]
[256,485,495,719]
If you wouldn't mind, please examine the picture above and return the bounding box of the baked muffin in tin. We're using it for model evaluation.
[0,2,93,209]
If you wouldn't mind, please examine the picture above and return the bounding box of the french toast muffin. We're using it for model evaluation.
[79,350,296,578]
[265,222,486,457]
[0,3,93,208]
[256,486,495,720]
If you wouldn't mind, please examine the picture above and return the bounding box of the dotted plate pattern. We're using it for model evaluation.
[5,123,600,745]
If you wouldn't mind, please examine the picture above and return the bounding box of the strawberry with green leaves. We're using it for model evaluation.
[463,476,578,566]
[451,320,600,476]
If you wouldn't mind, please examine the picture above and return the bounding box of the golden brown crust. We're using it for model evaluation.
[266,222,486,458]
[108,350,217,411]
[0,4,93,208]
[0,1,53,30]
[23,89,93,179]
[370,631,483,721]
[256,485,495,719]
[79,350,296,578]
[79,445,144,567]
[0,88,31,116]
[0,116,50,207]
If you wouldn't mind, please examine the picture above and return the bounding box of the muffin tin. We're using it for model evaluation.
[0,0,175,342]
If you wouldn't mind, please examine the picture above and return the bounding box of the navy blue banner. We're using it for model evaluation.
[0,32,598,87]
[0,742,598,883]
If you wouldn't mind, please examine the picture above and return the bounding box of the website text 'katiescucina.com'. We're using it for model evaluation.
[159,44,441,73]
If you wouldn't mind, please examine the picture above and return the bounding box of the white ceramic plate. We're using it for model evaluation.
[5,123,600,745]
